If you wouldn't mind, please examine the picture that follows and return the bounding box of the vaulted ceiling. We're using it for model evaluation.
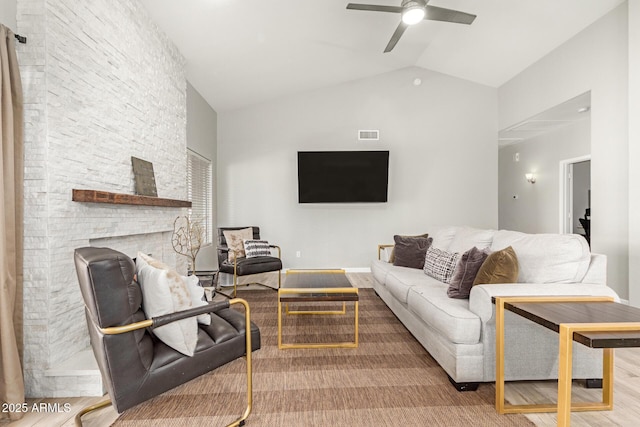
[141,0,624,112]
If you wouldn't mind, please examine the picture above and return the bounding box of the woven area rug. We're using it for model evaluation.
[112,289,533,426]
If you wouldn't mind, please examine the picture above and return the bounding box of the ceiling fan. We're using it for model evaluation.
[346,0,476,52]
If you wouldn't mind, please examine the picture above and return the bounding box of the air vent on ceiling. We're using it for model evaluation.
[358,130,379,141]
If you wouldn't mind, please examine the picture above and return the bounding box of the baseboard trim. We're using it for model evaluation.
[344,267,371,273]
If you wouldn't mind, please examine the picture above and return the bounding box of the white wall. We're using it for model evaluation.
[0,0,16,29]
[219,66,498,269]
[186,82,218,270]
[498,4,629,299]
[628,2,640,306]
[498,120,590,234]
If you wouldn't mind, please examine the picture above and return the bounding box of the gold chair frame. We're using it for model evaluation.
[75,298,253,427]
[218,245,282,298]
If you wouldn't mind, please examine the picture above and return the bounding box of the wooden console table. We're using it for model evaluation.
[494,296,640,426]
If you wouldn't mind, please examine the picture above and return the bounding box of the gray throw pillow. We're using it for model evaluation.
[389,233,429,263]
[393,235,432,269]
[447,247,490,299]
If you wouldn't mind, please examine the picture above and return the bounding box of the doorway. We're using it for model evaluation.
[559,156,591,243]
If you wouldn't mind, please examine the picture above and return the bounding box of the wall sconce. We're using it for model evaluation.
[525,173,536,184]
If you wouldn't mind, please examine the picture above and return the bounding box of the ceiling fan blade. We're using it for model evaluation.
[384,22,409,53]
[424,5,476,25]
[346,3,404,13]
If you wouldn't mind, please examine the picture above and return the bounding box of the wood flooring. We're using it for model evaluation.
[4,273,640,427]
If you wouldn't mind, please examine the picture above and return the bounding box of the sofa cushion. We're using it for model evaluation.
[490,230,590,283]
[448,227,494,254]
[407,287,481,345]
[385,267,443,304]
[473,246,519,285]
[423,246,460,284]
[429,226,460,251]
[448,247,490,298]
[393,235,432,269]
[371,259,395,286]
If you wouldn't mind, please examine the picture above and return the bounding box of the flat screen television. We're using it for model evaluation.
[297,150,389,203]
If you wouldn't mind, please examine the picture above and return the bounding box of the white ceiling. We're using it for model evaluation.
[140,0,624,112]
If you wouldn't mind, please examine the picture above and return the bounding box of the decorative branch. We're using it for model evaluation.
[171,216,204,272]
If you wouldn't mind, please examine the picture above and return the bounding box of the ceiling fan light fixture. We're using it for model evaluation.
[402,3,425,25]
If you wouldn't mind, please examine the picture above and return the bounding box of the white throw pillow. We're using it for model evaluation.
[183,274,211,325]
[136,252,198,356]
[223,228,254,262]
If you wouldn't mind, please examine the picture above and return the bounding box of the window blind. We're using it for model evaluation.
[187,149,213,245]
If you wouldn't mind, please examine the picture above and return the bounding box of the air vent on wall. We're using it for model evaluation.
[358,130,379,141]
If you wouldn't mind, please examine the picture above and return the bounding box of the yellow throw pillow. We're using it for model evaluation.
[472,246,519,285]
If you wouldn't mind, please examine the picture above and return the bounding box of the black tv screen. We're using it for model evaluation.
[298,151,389,203]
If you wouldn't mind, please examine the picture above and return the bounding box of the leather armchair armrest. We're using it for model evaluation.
[99,300,233,334]
[153,301,231,328]
[269,244,281,258]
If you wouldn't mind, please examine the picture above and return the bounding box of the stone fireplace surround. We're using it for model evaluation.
[17,0,188,397]
[36,226,187,398]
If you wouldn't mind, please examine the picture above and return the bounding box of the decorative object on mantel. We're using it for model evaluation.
[172,216,204,271]
[131,156,158,197]
[72,189,191,208]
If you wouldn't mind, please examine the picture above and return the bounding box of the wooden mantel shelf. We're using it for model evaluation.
[72,189,191,208]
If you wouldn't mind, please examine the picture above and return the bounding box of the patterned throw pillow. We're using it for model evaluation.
[223,227,253,262]
[423,246,460,284]
[243,239,271,258]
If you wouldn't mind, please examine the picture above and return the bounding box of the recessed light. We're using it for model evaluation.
[413,78,422,86]
[578,106,590,113]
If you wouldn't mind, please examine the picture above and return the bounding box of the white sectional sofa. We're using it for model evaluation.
[371,226,619,390]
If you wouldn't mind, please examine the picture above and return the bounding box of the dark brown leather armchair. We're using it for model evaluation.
[74,247,260,427]
[217,226,282,298]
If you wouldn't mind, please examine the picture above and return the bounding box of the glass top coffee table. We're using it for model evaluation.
[277,269,359,349]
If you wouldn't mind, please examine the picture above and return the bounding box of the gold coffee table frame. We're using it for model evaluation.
[495,295,640,427]
[278,269,359,349]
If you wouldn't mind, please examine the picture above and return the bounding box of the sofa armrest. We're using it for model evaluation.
[378,244,394,262]
[581,253,607,285]
[468,283,620,324]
